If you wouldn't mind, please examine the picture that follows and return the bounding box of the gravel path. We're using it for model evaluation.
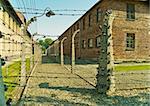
[67,65,150,90]
[20,63,150,106]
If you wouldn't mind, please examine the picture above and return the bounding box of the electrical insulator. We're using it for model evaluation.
[107,42,110,46]
[107,60,110,64]
[1,58,5,66]
[32,44,34,54]
[6,98,12,106]
[4,84,8,91]
[0,31,4,38]
[108,34,111,38]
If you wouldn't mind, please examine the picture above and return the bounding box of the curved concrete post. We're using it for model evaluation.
[61,37,67,66]
[71,29,80,72]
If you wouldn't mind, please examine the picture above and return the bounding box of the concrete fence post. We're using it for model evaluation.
[20,24,26,87]
[30,37,33,71]
[60,37,67,66]
[96,10,115,95]
[71,29,80,72]
[20,42,26,87]
[0,57,6,106]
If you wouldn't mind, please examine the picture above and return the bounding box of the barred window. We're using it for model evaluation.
[88,39,93,48]
[96,8,102,22]
[127,3,135,20]
[81,40,86,49]
[126,33,135,50]
[96,36,101,47]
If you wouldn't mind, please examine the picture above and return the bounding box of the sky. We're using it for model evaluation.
[10,0,98,40]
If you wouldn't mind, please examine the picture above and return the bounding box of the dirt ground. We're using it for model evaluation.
[66,64,150,90]
[18,63,150,106]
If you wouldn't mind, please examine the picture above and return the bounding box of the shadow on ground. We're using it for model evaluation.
[21,82,150,105]
[42,55,59,64]
[42,55,98,65]
[23,96,89,106]
[64,55,98,65]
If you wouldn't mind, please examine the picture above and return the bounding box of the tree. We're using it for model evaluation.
[38,38,53,53]
[38,40,44,46]
[44,38,53,49]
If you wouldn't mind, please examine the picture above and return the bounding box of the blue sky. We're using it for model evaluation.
[10,0,98,40]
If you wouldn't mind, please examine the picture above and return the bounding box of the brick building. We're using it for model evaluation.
[57,0,150,63]
[0,0,32,59]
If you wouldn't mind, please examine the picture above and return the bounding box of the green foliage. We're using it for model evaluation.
[38,38,53,49]
[38,38,53,54]
[2,58,30,99]
[38,40,44,46]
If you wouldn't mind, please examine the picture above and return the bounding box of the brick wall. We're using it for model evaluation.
[110,0,150,62]
[58,0,150,63]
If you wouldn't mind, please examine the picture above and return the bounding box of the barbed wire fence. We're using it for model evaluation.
[0,6,149,105]
[0,28,149,105]
[46,10,150,97]
[0,28,42,105]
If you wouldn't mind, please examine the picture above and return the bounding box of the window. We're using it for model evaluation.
[97,8,101,22]
[82,18,85,30]
[127,3,135,20]
[81,40,86,49]
[88,39,93,48]
[89,14,91,27]
[96,36,101,47]
[126,33,135,50]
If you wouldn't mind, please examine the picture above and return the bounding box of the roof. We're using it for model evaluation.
[59,0,148,40]
[58,0,103,40]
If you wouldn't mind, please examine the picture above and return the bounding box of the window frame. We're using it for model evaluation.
[96,36,101,48]
[126,33,135,51]
[126,3,135,20]
[81,40,86,49]
[88,38,93,48]
[96,8,101,22]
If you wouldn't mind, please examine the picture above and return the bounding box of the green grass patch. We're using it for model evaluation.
[2,58,30,99]
[26,58,30,73]
[115,65,150,71]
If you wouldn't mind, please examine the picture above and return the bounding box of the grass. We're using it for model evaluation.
[115,65,150,71]
[2,58,30,99]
